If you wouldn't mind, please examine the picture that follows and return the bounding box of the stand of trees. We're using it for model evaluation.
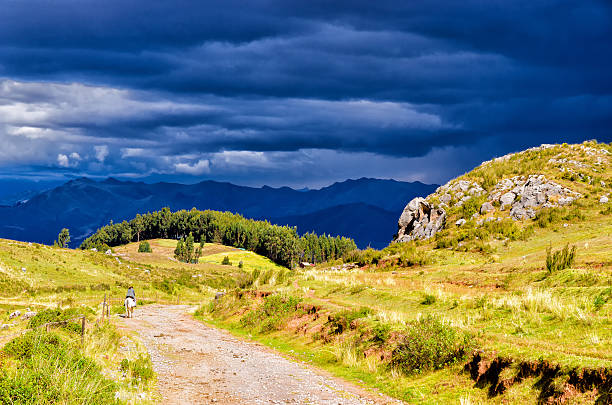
[79,208,357,268]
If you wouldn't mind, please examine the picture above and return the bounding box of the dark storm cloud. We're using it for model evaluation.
[0,0,610,185]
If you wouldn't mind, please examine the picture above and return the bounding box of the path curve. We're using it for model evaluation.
[118,305,402,405]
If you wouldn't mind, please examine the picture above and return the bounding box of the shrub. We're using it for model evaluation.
[421,294,436,305]
[27,308,85,334]
[390,316,471,375]
[259,269,273,285]
[343,248,383,266]
[461,196,486,219]
[120,355,154,385]
[546,244,576,273]
[138,241,152,253]
[327,307,371,334]
[221,256,231,265]
[371,324,391,343]
[385,242,431,267]
[593,287,612,311]
[239,294,302,332]
[3,331,64,360]
[1,330,116,404]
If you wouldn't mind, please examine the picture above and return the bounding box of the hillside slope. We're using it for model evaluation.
[203,141,612,404]
[0,177,436,249]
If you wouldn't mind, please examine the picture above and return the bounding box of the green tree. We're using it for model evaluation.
[133,214,144,242]
[174,239,186,262]
[138,240,152,253]
[55,228,70,248]
[185,232,195,263]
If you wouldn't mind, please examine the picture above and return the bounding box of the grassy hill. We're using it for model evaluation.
[0,140,610,404]
[201,141,612,404]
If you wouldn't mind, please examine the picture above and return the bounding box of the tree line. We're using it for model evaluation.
[79,207,357,267]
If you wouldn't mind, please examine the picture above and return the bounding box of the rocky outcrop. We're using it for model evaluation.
[395,197,446,242]
[435,180,485,208]
[488,175,581,220]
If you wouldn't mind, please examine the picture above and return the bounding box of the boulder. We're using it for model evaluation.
[439,194,452,204]
[395,197,446,242]
[600,195,609,204]
[9,310,21,319]
[455,218,466,227]
[480,202,495,214]
[510,206,536,220]
[22,311,37,320]
[500,192,516,209]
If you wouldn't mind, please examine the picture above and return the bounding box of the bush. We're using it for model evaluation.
[27,308,85,334]
[343,248,383,266]
[327,307,371,334]
[221,256,231,265]
[390,316,471,375]
[371,324,390,343]
[421,294,436,305]
[239,294,302,332]
[593,287,612,311]
[546,244,576,273]
[3,331,64,360]
[0,331,117,404]
[384,242,431,267]
[138,241,152,253]
[120,355,154,385]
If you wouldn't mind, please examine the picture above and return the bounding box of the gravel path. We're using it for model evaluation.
[118,305,402,405]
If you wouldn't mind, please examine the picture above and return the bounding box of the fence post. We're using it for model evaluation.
[107,296,110,318]
[102,293,107,322]
[81,316,85,345]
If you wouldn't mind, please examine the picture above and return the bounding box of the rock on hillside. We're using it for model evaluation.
[393,141,611,242]
[395,198,446,242]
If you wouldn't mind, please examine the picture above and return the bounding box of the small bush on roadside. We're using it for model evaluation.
[1,331,117,404]
[138,241,152,253]
[390,316,471,375]
[546,244,576,274]
[221,256,231,265]
[240,294,302,332]
[120,355,154,385]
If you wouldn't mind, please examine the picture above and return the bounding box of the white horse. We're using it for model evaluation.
[125,297,137,318]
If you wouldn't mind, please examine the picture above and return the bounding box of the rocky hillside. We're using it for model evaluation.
[395,141,611,245]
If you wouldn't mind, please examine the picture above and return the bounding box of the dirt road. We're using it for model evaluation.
[118,305,402,405]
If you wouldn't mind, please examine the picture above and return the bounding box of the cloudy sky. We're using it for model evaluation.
[1,0,610,190]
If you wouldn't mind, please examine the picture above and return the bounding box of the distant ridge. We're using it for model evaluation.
[0,177,437,249]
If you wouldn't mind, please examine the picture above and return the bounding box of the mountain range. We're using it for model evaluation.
[0,177,438,249]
